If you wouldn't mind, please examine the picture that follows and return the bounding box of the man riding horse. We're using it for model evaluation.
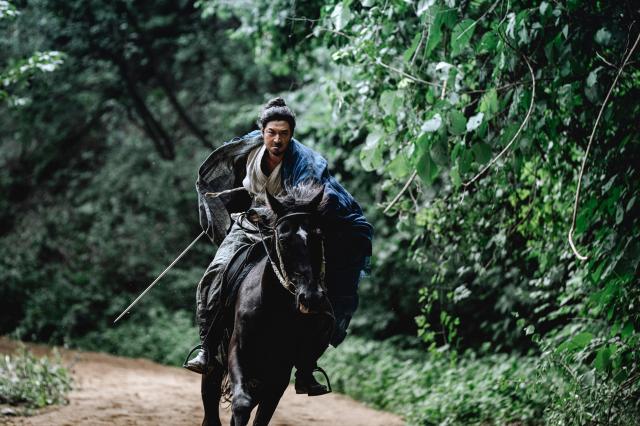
[185,97,373,396]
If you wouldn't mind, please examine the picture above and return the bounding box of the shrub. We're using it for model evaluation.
[321,337,551,425]
[75,307,199,366]
[0,345,72,411]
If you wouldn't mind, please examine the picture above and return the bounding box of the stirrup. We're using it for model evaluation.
[182,344,203,369]
[313,366,332,394]
[296,366,332,396]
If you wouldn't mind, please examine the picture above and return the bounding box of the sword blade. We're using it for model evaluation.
[113,231,206,324]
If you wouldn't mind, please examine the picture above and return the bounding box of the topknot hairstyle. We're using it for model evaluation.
[258,97,296,134]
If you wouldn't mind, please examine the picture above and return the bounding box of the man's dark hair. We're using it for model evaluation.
[258,97,296,134]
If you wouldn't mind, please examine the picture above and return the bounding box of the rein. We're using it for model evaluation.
[238,211,326,296]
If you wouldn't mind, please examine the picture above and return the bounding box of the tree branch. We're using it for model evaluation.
[462,52,536,188]
[383,171,418,214]
[455,0,501,41]
[567,30,640,261]
[375,58,438,86]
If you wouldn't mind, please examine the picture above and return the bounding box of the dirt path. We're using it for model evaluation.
[0,338,403,426]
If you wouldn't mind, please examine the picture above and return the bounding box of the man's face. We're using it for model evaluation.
[262,120,292,158]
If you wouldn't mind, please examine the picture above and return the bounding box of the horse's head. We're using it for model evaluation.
[265,183,327,314]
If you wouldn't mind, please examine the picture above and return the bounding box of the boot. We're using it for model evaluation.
[294,367,331,396]
[184,347,207,374]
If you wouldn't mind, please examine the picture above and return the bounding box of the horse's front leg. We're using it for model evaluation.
[228,324,255,426]
[252,368,291,426]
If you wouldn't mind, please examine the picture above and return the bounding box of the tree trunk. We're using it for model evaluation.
[124,7,213,150]
[116,58,176,160]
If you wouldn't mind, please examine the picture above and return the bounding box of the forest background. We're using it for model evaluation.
[1,0,639,424]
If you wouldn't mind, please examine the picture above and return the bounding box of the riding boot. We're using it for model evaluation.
[184,347,208,374]
[294,311,334,396]
[294,366,331,396]
[184,315,214,375]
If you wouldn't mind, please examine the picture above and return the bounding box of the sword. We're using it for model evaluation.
[113,231,206,324]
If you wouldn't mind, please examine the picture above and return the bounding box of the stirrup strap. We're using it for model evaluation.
[313,366,332,393]
[182,344,203,368]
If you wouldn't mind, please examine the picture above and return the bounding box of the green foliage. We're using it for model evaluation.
[323,336,640,425]
[2,0,640,423]
[77,307,198,366]
[196,0,640,421]
[0,0,284,350]
[0,1,19,19]
[0,2,64,104]
[0,346,72,410]
[1,127,208,343]
[322,336,551,425]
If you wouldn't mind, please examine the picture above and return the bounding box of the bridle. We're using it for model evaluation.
[245,211,326,296]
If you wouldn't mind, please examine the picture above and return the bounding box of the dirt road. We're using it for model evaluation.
[0,338,403,425]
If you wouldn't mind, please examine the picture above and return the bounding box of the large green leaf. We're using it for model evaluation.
[430,136,449,166]
[424,6,443,56]
[417,151,439,185]
[360,130,384,171]
[479,88,499,118]
[478,31,498,54]
[387,152,411,179]
[471,142,492,164]
[448,110,467,135]
[451,19,476,57]
[403,32,423,63]
[594,345,614,372]
[558,332,594,353]
[379,90,402,116]
[450,166,462,188]
[457,147,473,174]
[331,2,352,31]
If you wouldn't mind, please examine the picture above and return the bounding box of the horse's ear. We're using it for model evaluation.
[266,191,285,217]
[307,185,325,212]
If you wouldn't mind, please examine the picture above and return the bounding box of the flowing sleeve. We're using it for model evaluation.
[196,132,261,245]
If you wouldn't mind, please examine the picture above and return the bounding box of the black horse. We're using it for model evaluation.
[201,183,334,426]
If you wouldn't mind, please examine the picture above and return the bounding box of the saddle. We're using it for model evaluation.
[220,241,267,311]
[202,240,267,366]
[219,208,271,313]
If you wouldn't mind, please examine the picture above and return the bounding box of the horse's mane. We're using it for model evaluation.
[281,180,329,210]
[262,181,329,224]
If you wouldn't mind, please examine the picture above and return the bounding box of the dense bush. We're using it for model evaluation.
[200,0,640,422]
[322,336,640,425]
[322,336,550,425]
[77,307,199,366]
[0,346,72,411]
